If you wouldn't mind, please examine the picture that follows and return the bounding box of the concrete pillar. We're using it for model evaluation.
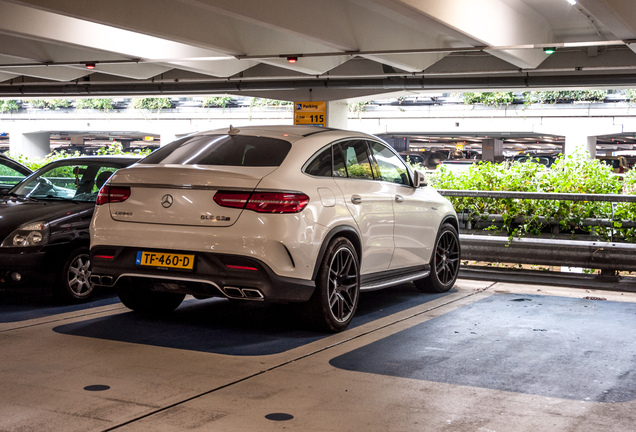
[564,133,596,158]
[9,131,50,158]
[482,138,504,162]
[326,101,348,129]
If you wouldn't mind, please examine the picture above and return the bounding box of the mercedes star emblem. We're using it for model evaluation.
[161,194,174,208]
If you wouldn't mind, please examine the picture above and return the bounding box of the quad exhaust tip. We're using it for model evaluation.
[223,286,264,300]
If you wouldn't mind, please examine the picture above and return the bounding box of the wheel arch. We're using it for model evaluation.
[311,225,361,281]
[441,214,459,233]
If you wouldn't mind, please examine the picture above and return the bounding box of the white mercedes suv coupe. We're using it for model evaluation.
[90,125,460,332]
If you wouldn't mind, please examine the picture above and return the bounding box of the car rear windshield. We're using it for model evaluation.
[141,134,292,167]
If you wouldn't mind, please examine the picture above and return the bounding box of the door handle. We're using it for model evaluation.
[395,194,404,203]
[351,194,362,204]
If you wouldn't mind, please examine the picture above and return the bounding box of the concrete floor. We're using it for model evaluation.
[1,279,635,431]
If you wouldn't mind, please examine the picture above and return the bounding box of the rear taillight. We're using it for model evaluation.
[96,186,131,205]
[214,191,309,213]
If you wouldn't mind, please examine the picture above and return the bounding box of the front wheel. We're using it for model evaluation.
[414,223,461,293]
[307,237,360,332]
[56,247,95,302]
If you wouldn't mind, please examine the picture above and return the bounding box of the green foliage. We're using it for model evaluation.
[248,98,292,108]
[0,100,20,113]
[28,99,71,110]
[201,97,233,108]
[74,98,114,111]
[349,102,373,113]
[462,92,515,108]
[8,150,80,171]
[523,90,606,104]
[132,98,173,111]
[425,153,636,242]
[8,143,144,171]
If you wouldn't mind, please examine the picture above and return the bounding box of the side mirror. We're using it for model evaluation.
[413,170,427,188]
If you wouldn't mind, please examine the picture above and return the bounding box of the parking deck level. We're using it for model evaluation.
[1,279,635,431]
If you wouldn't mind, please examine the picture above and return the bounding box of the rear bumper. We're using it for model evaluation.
[90,246,316,303]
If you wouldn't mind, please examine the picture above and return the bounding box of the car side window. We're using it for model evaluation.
[304,146,333,177]
[338,140,375,180]
[0,164,26,187]
[369,141,410,185]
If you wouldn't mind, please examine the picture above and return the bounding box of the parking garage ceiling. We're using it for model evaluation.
[2,0,636,101]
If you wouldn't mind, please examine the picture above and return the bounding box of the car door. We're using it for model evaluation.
[368,141,436,270]
[332,139,394,274]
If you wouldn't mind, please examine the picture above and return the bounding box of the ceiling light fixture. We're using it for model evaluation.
[566,0,577,5]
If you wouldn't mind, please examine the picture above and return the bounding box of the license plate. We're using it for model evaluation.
[136,251,195,270]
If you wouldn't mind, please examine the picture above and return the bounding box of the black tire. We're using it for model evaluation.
[56,247,95,302]
[414,223,461,293]
[117,279,184,315]
[307,237,360,332]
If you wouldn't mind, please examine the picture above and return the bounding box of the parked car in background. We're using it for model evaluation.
[0,155,140,302]
[513,153,557,168]
[90,125,460,332]
[399,150,447,170]
[597,155,629,174]
[0,154,32,196]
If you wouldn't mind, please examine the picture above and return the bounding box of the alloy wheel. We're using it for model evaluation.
[434,230,460,285]
[327,246,359,323]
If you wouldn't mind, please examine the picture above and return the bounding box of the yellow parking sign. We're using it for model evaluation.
[294,101,326,127]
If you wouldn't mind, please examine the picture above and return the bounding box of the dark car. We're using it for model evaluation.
[0,155,140,301]
[399,150,447,170]
[0,154,33,196]
[513,153,557,168]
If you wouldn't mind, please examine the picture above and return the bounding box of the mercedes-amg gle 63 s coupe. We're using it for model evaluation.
[90,126,460,332]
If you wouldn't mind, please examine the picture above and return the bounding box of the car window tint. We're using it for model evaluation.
[304,146,333,177]
[338,140,375,180]
[13,162,125,202]
[369,141,410,185]
[141,135,291,167]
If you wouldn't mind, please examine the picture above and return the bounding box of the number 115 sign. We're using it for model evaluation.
[294,101,326,127]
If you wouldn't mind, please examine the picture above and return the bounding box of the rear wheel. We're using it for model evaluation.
[414,223,460,293]
[56,247,95,302]
[308,237,360,332]
[118,279,185,315]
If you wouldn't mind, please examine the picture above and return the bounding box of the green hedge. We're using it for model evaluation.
[421,154,636,242]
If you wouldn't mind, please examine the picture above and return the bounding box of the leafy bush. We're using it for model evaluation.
[74,98,114,111]
[420,153,636,241]
[132,98,173,110]
[202,97,233,108]
[523,90,606,104]
[462,92,515,108]
[0,100,20,113]
[28,99,71,110]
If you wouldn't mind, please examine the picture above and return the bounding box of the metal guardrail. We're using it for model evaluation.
[437,189,636,274]
[438,189,636,203]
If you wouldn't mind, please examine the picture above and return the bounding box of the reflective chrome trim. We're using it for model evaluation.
[360,270,430,292]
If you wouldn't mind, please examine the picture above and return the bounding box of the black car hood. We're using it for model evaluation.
[0,199,93,239]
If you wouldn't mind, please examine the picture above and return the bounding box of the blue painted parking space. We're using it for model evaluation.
[330,293,636,403]
[0,292,120,323]
[53,285,450,356]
